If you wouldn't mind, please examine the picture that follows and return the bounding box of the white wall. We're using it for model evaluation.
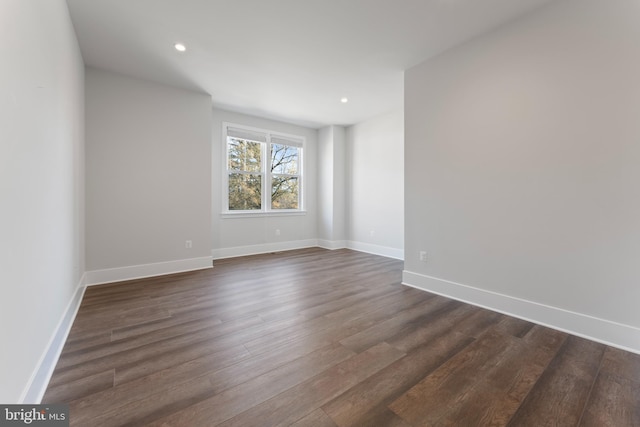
[346,110,404,259]
[85,68,212,282]
[0,0,85,402]
[404,0,640,352]
[318,125,346,248]
[211,108,318,258]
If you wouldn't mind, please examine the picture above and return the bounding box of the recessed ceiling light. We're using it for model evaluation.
[174,43,186,52]
[340,97,349,103]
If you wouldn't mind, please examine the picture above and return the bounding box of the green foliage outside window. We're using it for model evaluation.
[229,173,262,210]
[227,137,301,211]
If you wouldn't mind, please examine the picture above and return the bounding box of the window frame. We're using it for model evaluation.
[222,122,305,217]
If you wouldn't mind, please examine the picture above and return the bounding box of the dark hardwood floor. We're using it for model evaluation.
[43,248,640,426]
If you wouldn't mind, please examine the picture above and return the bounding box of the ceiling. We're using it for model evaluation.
[66,0,558,128]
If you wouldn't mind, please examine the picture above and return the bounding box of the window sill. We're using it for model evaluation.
[221,210,307,219]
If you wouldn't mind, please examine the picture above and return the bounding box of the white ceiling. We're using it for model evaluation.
[66,0,558,128]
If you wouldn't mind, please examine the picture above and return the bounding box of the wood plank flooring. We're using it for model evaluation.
[43,248,640,426]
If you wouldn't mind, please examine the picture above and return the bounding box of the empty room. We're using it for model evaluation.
[2,0,639,426]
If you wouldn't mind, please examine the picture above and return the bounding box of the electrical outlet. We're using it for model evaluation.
[419,251,427,262]
[275,229,281,236]
[185,240,192,249]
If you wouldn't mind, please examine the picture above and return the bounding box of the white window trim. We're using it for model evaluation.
[222,122,305,216]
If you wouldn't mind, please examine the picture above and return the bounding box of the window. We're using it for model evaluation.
[224,123,304,214]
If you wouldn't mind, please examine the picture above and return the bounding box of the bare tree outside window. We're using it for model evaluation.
[225,129,303,212]
[271,144,299,209]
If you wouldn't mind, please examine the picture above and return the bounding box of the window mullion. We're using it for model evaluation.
[224,137,229,212]
[299,146,303,210]
[264,138,270,212]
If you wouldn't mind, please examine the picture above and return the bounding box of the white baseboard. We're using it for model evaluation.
[85,257,213,286]
[347,241,404,260]
[402,270,640,355]
[211,239,319,260]
[211,239,404,260]
[317,239,347,250]
[20,274,86,403]
[212,240,404,260]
